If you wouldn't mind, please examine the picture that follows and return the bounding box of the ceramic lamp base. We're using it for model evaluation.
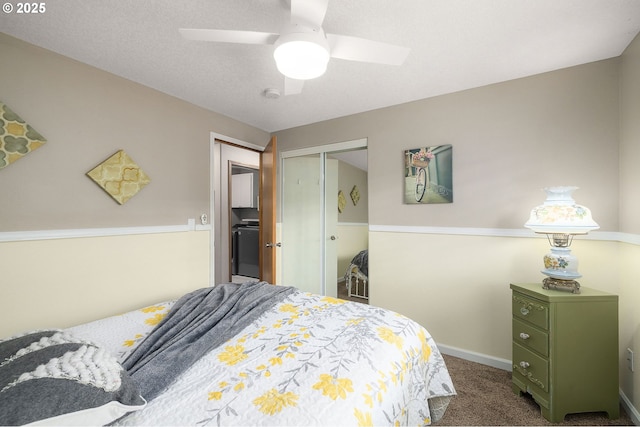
[542,277,580,294]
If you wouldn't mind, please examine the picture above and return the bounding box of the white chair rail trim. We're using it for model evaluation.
[369,224,635,245]
[0,221,211,242]
[1,223,635,244]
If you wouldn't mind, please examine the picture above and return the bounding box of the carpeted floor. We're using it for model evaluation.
[436,355,634,426]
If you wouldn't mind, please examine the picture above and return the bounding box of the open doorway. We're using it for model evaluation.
[210,133,277,287]
[229,162,260,283]
[210,137,261,285]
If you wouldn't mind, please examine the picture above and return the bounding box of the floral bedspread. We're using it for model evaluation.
[68,289,455,426]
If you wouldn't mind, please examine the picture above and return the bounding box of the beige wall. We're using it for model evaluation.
[2,26,639,420]
[369,233,618,359]
[275,59,620,231]
[336,225,368,281]
[274,57,623,313]
[620,33,640,235]
[0,34,267,338]
[0,33,269,232]
[275,38,640,417]
[335,160,368,279]
[619,33,640,415]
[336,159,368,224]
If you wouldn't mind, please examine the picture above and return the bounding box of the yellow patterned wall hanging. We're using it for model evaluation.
[338,190,346,213]
[350,185,360,206]
[0,101,47,170]
[87,150,151,205]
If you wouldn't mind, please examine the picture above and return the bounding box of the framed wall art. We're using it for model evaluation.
[338,190,346,213]
[350,185,360,206]
[87,150,151,205]
[0,101,47,170]
[403,145,453,204]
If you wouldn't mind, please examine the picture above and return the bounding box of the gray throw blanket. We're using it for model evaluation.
[350,250,368,276]
[122,281,296,401]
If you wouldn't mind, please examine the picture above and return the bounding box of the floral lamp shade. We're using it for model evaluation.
[525,186,599,234]
[87,150,151,205]
[0,101,47,170]
[524,186,598,293]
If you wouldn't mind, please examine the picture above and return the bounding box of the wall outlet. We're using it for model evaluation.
[627,348,634,372]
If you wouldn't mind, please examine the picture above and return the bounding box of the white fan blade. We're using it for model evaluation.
[179,28,279,45]
[326,33,410,66]
[285,77,305,95]
[291,0,329,28]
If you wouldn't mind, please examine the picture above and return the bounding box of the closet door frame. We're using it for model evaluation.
[279,138,367,294]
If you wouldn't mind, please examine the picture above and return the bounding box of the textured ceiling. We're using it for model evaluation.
[1,0,639,132]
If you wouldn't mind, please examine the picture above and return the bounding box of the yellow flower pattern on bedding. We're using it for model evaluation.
[99,291,454,426]
[217,344,248,366]
[313,374,354,399]
[252,388,299,415]
[123,334,144,348]
[189,292,454,426]
[116,303,171,359]
[140,305,169,326]
[377,326,404,349]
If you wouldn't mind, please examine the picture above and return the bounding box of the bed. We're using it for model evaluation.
[0,281,455,426]
[344,249,369,299]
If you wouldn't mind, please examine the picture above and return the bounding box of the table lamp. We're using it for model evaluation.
[524,186,599,294]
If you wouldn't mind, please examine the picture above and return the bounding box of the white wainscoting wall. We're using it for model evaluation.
[0,224,211,338]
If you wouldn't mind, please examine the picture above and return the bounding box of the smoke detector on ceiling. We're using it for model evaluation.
[263,88,281,99]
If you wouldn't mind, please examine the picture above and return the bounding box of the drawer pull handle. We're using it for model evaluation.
[519,361,530,369]
[519,332,530,340]
[520,307,529,316]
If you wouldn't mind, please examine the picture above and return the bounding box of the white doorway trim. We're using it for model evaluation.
[209,132,265,286]
[280,138,367,159]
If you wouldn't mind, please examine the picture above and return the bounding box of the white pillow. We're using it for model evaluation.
[27,399,146,426]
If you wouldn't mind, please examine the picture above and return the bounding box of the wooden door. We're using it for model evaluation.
[259,136,277,283]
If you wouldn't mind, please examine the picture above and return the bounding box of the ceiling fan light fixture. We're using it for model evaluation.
[273,31,330,80]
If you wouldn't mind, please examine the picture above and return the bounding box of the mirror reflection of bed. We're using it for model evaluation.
[330,149,369,304]
[337,249,368,304]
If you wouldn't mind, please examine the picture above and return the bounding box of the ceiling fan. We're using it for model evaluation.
[179,0,410,95]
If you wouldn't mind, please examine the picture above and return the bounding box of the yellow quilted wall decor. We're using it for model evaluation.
[0,101,47,170]
[350,185,360,206]
[338,190,346,213]
[87,150,151,205]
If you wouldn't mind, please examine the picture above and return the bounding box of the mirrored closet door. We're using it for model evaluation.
[280,139,367,299]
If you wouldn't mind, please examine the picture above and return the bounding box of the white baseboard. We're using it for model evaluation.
[439,344,640,425]
[620,389,640,426]
[437,344,512,371]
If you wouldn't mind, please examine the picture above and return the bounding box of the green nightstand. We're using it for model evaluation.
[510,283,619,422]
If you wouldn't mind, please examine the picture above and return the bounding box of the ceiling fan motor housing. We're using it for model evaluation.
[273,24,330,80]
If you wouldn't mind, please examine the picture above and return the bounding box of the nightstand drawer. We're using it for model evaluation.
[513,342,548,392]
[513,317,548,356]
[512,292,549,330]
